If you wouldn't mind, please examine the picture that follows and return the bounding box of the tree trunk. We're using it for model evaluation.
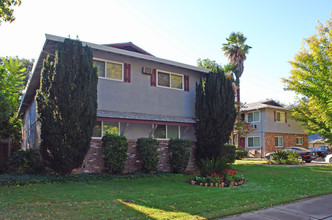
[236,77,240,147]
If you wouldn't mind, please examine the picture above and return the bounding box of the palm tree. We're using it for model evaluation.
[222,32,251,110]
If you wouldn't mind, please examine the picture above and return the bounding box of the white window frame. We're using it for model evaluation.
[92,121,120,139]
[247,136,260,148]
[156,70,184,91]
[248,111,260,123]
[275,136,283,147]
[152,124,181,140]
[93,58,124,82]
[296,137,304,145]
[276,111,285,123]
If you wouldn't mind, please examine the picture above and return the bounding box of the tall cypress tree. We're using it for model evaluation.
[36,39,98,175]
[195,67,236,162]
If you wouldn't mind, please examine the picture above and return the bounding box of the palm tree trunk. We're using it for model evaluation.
[236,77,240,147]
[235,77,240,112]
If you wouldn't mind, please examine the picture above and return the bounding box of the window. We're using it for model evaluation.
[275,136,283,147]
[248,137,260,147]
[153,125,180,139]
[276,111,285,122]
[93,59,123,81]
[92,121,119,138]
[248,111,260,122]
[296,137,303,145]
[157,70,183,90]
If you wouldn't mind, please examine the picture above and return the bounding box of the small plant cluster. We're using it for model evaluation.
[191,169,245,187]
[191,156,246,187]
[102,133,129,174]
[268,150,304,165]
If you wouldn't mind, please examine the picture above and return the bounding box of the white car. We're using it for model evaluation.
[325,154,332,164]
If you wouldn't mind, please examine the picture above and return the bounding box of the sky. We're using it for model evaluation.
[1,0,331,105]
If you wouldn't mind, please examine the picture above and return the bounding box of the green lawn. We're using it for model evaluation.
[1,164,332,219]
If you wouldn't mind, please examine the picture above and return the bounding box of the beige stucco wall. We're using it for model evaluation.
[264,108,306,134]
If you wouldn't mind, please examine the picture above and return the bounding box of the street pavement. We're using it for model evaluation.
[221,193,332,220]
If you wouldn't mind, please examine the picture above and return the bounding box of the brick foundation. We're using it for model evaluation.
[75,139,197,174]
[265,132,308,154]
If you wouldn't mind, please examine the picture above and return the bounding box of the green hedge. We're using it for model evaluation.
[136,137,159,173]
[102,134,129,174]
[235,147,248,160]
[0,173,178,187]
[6,148,46,174]
[168,139,190,173]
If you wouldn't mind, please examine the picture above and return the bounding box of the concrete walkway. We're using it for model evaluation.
[221,194,332,220]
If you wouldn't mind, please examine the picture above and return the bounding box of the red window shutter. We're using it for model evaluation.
[274,111,276,122]
[151,69,156,86]
[184,75,189,92]
[285,112,287,123]
[124,63,131,83]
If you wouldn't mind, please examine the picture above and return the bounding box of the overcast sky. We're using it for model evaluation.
[1,0,331,104]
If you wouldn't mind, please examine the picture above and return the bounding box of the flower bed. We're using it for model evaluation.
[190,169,246,187]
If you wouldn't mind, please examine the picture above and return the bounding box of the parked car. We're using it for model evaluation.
[325,154,332,164]
[265,147,318,163]
[308,148,317,152]
[316,146,332,158]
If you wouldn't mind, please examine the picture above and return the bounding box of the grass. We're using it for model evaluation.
[1,164,332,219]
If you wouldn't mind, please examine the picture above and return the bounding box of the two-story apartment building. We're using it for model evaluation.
[238,100,308,157]
[19,34,209,173]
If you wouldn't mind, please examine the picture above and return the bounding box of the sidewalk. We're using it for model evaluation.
[221,193,332,220]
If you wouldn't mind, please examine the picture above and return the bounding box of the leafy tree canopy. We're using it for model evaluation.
[1,56,34,87]
[0,58,25,151]
[197,58,222,73]
[0,0,21,25]
[282,15,332,144]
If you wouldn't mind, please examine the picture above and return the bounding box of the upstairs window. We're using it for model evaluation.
[93,59,123,81]
[296,137,303,145]
[276,111,285,122]
[153,125,180,139]
[157,70,183,90]
[248,111,260,122]
[275,136,283,147]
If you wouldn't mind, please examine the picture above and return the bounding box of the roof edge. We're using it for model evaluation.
[45,34,209,73]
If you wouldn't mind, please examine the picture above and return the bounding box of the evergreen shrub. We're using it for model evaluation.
[168,139,190,173]
[222,144,236,163]
[102,133,128,174]
[136,137,159,173]
[36,38,98,175]
[195,68,236,163]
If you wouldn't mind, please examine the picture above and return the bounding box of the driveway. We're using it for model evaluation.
[307,158,328,166]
